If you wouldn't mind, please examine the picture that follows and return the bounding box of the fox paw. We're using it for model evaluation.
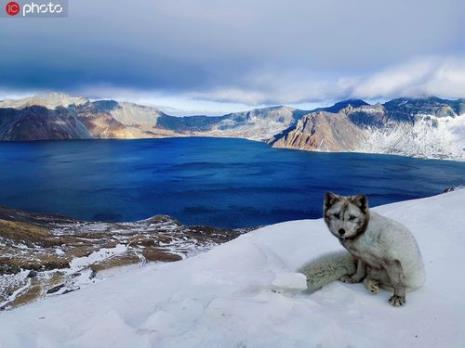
[365,279,380,295]
[388,295,406,307]
[339,275,356,283]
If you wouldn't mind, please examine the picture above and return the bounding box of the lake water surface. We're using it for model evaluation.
[0,137,464,228]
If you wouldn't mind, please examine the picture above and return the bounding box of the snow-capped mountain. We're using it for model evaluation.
[2,93,465,160]
[269,97,465,160]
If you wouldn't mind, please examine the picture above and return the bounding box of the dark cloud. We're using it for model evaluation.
[1,0,465,105]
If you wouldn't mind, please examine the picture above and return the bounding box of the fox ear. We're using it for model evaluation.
[352,194,368,212]
[324,192,339,210]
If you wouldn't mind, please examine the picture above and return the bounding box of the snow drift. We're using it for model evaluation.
[1,190,464,347]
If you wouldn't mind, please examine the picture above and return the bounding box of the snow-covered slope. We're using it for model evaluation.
[200,106,302,141]
[156,106,305,141]
[364,114,465,159]
[270,98,465,160]
[1,190,464,347]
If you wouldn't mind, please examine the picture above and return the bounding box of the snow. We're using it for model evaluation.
[206,107,297,141]
[1,191,465,347]
[363,114,465,159]
[68,244,128,270]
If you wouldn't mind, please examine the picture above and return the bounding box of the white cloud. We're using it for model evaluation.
[174,56,465,107]
[352,57,465,99]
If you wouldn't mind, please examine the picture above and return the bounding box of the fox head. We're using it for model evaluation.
[323,192,370,240]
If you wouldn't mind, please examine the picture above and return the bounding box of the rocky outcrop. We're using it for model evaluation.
[269,111,367,152]
[0,206,247,310]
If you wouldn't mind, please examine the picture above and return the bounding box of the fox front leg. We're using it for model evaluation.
[340,259,366,284]
[384,259,407,307]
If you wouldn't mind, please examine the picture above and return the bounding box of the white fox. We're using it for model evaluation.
[299,193,425,307]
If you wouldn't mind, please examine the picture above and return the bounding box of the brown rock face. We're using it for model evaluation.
[142,248,182,262]
[270,111,367,152]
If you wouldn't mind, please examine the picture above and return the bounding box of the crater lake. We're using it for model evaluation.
[1,137,464,228]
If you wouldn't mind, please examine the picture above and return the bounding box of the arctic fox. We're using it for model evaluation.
[299,193,425,307]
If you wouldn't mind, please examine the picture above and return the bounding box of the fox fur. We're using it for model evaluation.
[299,192,425,307]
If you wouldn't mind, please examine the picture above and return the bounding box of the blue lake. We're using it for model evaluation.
[0,137,464,228]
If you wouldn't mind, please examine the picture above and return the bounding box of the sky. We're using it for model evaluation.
[1,0,465,114]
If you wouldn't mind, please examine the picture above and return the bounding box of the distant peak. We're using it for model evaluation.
[324,99,369,113]
[386,96,459,105]
[0,92,88,109]
[251,105,293,112]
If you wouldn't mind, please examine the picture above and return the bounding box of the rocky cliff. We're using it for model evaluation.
[269,97,465,159]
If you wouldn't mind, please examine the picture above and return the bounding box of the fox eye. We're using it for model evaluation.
[333,213,341,219]
[348,215,357,221]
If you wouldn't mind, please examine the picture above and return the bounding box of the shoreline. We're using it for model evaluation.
[1,135,464,162]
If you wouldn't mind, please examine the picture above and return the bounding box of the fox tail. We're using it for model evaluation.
[298,251,355,293]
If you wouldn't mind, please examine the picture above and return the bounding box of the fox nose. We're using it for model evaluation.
[338,228,346,236]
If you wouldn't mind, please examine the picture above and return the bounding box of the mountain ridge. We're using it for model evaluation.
[1,93,465,159]
[269,97,465,159]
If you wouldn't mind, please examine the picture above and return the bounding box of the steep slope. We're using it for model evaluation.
[269,111,367,152]
[155,106,306,140]
[0,96,305,142]
[270,98,465,159]
[76,100,179,139]
[0,190,464,347]
[384,97,465,120]
[0,98,184,141]
[0,106,91,141]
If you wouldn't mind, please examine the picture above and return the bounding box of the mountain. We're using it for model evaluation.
[0,92,88,109]
[315,98,369,113]
[157,106,306,140]
[0,94,305,141]
[269,97,465,159]
[0,106,92,141]
[2,93,465,160]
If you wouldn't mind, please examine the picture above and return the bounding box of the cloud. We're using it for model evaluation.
[352,57,465,99]
[178,56,465,106]
[0,0,464,111]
